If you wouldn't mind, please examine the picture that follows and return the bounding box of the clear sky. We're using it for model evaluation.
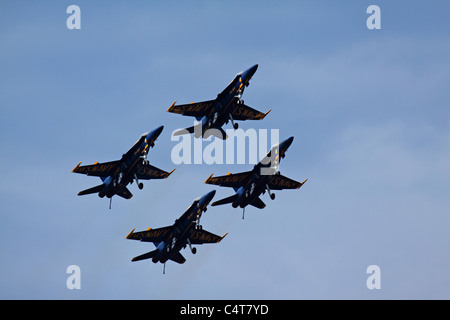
[1,1,450,299]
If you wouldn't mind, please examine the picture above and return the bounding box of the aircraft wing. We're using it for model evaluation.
[190,229,228,245]
[229,102,271,121]
[267,175,307,190]
[204,171,252,188]
[126,226,172,243]
[134,162,175,180]
[167,100,215,118]
[72,160,120,177]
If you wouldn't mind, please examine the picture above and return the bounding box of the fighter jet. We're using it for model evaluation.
[126,190,227,273]
[204,136,307,219]
[72,125,174,208]
[167,64,271,139]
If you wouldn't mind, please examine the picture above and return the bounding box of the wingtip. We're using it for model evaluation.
[72,162,82,172]
[298,178,308,189]
[204,173,214,183]
[255,109,271,120]
[219,232,228,242]
[125,228,136,239]
[167,168,176,177]
[166,100,177,112]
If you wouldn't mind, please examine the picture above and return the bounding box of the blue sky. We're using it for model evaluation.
[1,1,450,299]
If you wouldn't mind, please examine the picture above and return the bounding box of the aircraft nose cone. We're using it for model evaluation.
[154,125,164,136]
[241,64,258,82]
[285,136,294,147]
[279,136,294,153]
[147,125,164,140]
[199,190,216,208]
[248,64,258,74]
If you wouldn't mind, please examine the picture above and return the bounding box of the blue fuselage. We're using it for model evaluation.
[99,126,163,198]
[231,136,294,208]
[151,190,216,263]
[197,64,258,136]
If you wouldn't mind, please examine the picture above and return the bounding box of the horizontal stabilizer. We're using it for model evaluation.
[211,194,237,206]
[131,249,158,262]
[173,126,195,136]
[203,127,228,140]
[116,187,133,199]
[169,252,186,264]
[77,184,104,196]
[250,196,266,209]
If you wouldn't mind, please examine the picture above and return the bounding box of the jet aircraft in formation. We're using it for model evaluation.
[72,65,307,270]
[72,125,174,208]
[205,136,307,219]
[126,190,227,273]
[167,64,271,139]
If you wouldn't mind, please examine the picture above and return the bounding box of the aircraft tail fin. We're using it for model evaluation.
[131,249,158,262]
[77,184,104,196]
[249,197,266,209]
[211,194,237,206]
